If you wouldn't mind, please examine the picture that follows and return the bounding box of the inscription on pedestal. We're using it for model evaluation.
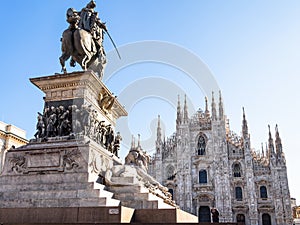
[23,150,64,173]
[27,151,61,168]
[6,147,84,175]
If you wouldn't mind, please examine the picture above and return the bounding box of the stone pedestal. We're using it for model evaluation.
[107,165,178,210]
[0,137,121,208]
[0,71,199,224]
[0,71,129,223]
[0,71,127,207]
[30,71,127,127]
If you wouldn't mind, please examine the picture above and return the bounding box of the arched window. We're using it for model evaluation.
[235,187,243,201]
[166,165,175,180]
[260,186,268,199]
[197,135,206,155]
[237,214,245,223]
[262,213,272,225]
[233,163,242,177]
[199,170,207,184]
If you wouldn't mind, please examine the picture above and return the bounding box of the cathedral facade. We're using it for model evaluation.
[149,92,293,225]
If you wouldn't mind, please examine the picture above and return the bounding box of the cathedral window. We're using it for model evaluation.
[260,186,268,199]
[233,163,242,177]
[166,165,175,180]
[199,170,207,184]
[262,213,272,225]
[197,135,206,155]
[235,186,243,201]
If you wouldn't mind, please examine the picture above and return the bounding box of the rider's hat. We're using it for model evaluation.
[87,0,96,8]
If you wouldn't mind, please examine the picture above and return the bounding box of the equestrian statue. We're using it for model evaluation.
[59,0,120,78]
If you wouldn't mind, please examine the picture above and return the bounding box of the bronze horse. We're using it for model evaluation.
[59,8,98,73]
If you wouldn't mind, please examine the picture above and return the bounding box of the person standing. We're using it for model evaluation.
[211,208,219,223]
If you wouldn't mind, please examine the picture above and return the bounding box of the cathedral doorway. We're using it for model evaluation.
[198,206,211,222]
[168,188,174,200]
[262,213,271,225]
[237,214,245,223]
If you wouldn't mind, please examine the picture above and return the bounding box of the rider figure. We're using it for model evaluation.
[79,0,107,57]
[66,8,81,30]
[60,1,109,76]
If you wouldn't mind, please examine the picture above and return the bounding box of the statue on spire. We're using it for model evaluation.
[268,125,275,156]
[275,124,283,155]
[176,95,182,125]
[218,90,224,120]
[204,97,210,118]
[183,94,189,123]
[211,91,217,121]
[242,107,249,138]
[157,115,162,141]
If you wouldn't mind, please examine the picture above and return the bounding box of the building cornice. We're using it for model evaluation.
[0,129,28,144]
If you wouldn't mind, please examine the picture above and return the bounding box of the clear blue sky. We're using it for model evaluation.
[0,1,300,201]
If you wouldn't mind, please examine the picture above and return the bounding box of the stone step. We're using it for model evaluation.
[112,190,174,209]
[0,181,95,192]
[142,197,174,209]
[98,188,114,199]
[137,192,175,208]
[92,182,106,191]
[137,192,162,201]
[0,173,90,185]
[105,198,121,207]
[143,200,159,209]
[0,183,114,200]
[0,181,114,199]
[83,182,114,199]
[0,178,107,192]
[79,197,120,207]
[155,199,175,209]
[108,185,149,194]
[0,197,117,208]
[113,192,161,202]
[120,199,156,209]
[111,176,138,184]
[1,189,101,200]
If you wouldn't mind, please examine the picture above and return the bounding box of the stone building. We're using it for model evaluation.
[0,121,28,173]
[149,92,293,225]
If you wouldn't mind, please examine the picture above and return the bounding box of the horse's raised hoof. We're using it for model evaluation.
[61,68,67,74]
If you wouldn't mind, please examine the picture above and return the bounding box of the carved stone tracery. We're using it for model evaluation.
[7,148,83,175]
[63,149,81,171]
[9,155,26,173]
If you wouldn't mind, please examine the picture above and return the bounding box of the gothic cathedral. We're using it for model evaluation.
[149,92,293,225]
